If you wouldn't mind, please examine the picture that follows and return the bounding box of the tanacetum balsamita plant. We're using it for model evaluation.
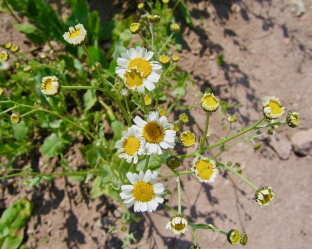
[0,1,299,248]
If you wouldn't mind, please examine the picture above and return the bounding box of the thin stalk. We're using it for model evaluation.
[162,204,178,215]
[21,109,38,118]
[172,0,182,12]
[140,93,148,114]
[144,155,150,172]
[217,161,258,190]
[177,176,182,214]
[254,119,286,129]
[139,33,151,48]
[124,97,130,116]
[159,170,193,178]
[155,33,174,58]
[200,111,210,149]
[0,106,18,116]
[4,2,20,23]
[130,105,142,116]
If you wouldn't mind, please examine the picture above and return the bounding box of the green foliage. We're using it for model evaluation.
[217,53,225,66]
[42,133,71,158]
[0,198,33,249]
[178,1,194,29]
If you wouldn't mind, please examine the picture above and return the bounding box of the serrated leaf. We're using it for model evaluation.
[42,133,71,158]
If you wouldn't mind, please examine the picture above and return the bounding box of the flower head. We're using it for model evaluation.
[144,95,152,106]
[41,76,61,96]
[201,93,219,112]
[254,186,275,207]
[159,55,169,64]
[115,126,146,164]
[172,55,180,62]
[192,157,218,183]
[179,113,189,124]
[166,215,188,234]
[240,233,248,246]
[11,45,19,52]
[40,52,47,59]
[23,66,32,72]
[5,42,12,49]
[180,131,195,148]
[227,229,240,245]
[138,3,144,9]
[166,156,180,169]
[148,14,160,23]
[170,23,180,33]
[63,23,87,46]
[286,112,300,128]
[0,51,9,61]
[262,96,285,120]
[120,88,130,97]
[130,23,141,34]
[159,109,166,116]
[133,111,176,154]
[11,113,21,124]
[116,47,162,93]
[227,115,237,123]
[119,170,165,212]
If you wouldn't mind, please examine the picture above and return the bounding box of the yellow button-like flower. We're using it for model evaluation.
[262,96,285,120]
[201,93,219,112]
[170,23,180,33]
[41,76,61,96]
[5,42,12,49]
[180,131,195,148]
[11,45,19,52]
[11,113,21,124]
[166,215,188,234]
[0,51,9,61]
[63,23,87,46]
[227,115,237,123]
[227,229,240,245]
[130,23,141,34]
[137,3,144,9]
[172,54,180,62]
[192,157,218,183]
[286,112,300,128]
[148,14,160,23]
[179,113,189,124]
[254,186,275,207]
[159,109,167,116]
[159,55,169,64]
[144,95,152,106]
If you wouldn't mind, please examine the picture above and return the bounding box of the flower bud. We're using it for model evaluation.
[170,23,181,33]
[130,23,141,34]
[286,112,300,128]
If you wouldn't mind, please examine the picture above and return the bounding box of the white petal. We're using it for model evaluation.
[143,80,156,91]
[121,185,134,192]
[117,58,129,68]
[143,170,152,182]
[127,172,139,184]
[133,116,146,127]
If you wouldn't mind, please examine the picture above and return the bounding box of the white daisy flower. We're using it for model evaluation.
[41,76,61,96]
[115,126,146,164]
[191,157,218,183]
[63,23,87,46]
[166,215,188,235]
[119,170,165,212]
[133,111,176,155]
[262,96,285,120]
[115,46,162,93]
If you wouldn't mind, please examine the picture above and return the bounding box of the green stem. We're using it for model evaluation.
[162,204,178,215]
[159,170,193,178]
[0,106,18,116]
[139,33,151,49]
[4,1,20,23]
[20,109,38,118]
[177,176,182,214]
[200,111,210,149]
[217,161,258,190]
[140,93,148,114]
[155,33,174,58]
[254,119,286,129]
[172,0,182,12]
[144,155,150,172]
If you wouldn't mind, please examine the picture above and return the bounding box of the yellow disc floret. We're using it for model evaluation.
[180,131,195,148]
[124,68,144,89]
[195,160,214,180]
[128,58,152,78]
[133,182,154,202]
[123,136,140,156]
[143,121,164,143]
[201,93,219,112]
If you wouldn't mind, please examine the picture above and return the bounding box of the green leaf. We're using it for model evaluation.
[99,20,115,41]
[111,120,125,142]
[69,175,85,182]
[0,198,33,249]
[174,32,183,52]
[83,89,97,111]
[112,14,137,41]
[112,40,127,60]
[42,133,71,158]
[86,46,107,68]
[216,53,224,66]
[88,10,100,44]
[172,86,185,97]
[13,121,29,142]
[108,59,117,74]
[13,23,38,34]
[58,55,75,71]
[119,29,133,47]
[178,1,194,29]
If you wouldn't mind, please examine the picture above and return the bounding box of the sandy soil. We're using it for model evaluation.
[0,0,312,249]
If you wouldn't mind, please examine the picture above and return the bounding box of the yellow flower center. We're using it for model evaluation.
[181,132,195,146]
[159,55,169,64]
[143,121,164,143]
[159,109,166,116]
[69,29,81,39]
[144,95,152,105]
[128,58,152,78]
[195,160,214,180]
[260,190,273,205]
[172,222,186,232]
[229,230,240,244]
[11,116,19,123]
[44,79,53,91]
[123,136,140,156]
[124,69,143,88]
[133,182,154,202]
[1,53,6,60]
[130,23,140,33]
[202,95,218,107]
[267,101,282,115]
